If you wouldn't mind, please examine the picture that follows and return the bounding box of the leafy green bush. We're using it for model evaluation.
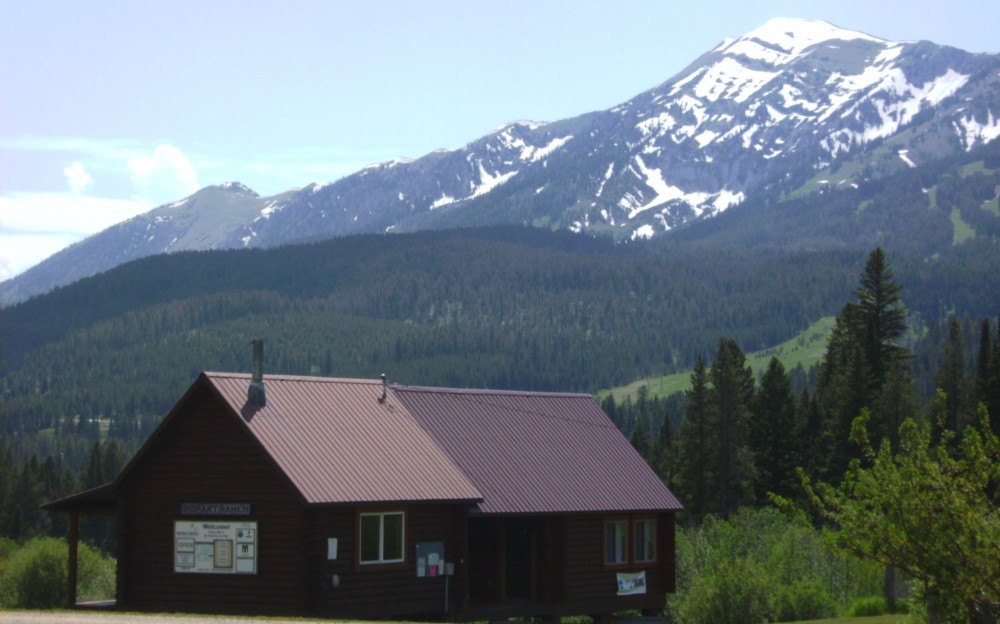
[668,508,884,623]
[677,556,772,624]
[846,595,888,616]
[0,537,115,608]
[771,579,836,622]
[0,537,68,608]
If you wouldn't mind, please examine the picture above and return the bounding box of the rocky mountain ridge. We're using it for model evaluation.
[2,17,998,306]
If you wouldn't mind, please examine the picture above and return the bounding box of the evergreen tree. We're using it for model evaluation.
[933,316,968,439]
[749,358,799,503]
[796,387,824,484]
[675,357,712,519]
[652,409,675,485]
[989,328,1000,436]
[630,419,651,460]
[876,361,918,450]
[816,249,914,479]
[974,319,993,409]
[708,337,756,514]
[82,442,104,489]
[975,319,1000,435]
[854,247,910,391]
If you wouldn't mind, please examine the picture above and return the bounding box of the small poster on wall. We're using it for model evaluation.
[415,541,444,578]
[616,571,647,596]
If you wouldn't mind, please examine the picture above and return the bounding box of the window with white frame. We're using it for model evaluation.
[359,511,404,564]
[604,519,628,565]
[633,518,656,563]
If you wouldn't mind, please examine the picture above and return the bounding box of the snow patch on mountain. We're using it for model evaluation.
[524,135,573,162]
[498,127,574,162]
[693,57,779,103]
[471,162,518,198]
[631,224,656,240]
[954,110,1000,150]
[431,195,455,210]
[256,200,285,221]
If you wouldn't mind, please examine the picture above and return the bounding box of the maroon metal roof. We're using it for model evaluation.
[394,386,683,515]
[207,373,483,506]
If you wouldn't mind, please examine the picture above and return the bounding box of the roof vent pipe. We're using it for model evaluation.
[248,339,266,407]
[378,373,387,403]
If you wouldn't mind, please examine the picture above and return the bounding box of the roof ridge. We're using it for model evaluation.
[205,371,382,384]
[391,384,593,398]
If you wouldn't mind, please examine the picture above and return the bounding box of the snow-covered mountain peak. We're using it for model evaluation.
[743,17,884,52]
[716,18,887,66]
[494,120,545,133]
[219,181,257,195]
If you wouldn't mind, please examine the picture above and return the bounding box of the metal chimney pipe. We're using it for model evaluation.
[251,339,264,383]
[248,339,266,407]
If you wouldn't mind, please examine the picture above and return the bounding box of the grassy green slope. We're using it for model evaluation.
[601,316,835,402]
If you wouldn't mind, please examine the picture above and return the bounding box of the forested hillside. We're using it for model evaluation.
[1,141,999,562]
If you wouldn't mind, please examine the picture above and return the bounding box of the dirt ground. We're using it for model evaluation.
[0,612,345,624]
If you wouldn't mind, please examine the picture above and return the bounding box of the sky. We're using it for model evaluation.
[2,0,998,280]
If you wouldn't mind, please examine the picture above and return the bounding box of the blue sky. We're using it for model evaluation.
[2,0,998,280]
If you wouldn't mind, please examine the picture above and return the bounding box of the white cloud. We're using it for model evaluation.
[126,144,200,205]
[64,161,94,195]
[0,192,151,279]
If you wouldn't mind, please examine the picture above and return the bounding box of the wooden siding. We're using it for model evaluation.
[463,514,672,620]
[305,503,470,618]
[561,513,673,615]
[117,389,309,615]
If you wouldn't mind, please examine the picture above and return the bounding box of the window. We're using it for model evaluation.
[633,518,656,563]
[604,515,658,567]
[359,511,404,565]
[604,519,627,565]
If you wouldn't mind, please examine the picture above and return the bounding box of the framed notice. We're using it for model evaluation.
[174,521,258,574]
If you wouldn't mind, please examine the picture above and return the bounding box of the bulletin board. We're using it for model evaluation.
[174,521,258,574]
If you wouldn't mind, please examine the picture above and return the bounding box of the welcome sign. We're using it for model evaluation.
[616,571,647,596]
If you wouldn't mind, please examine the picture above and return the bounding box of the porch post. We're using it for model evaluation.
[67,513,79,607]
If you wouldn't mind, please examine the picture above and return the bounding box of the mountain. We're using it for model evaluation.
[3,17,999,306]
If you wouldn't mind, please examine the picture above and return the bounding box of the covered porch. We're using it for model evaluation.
[41,483,119,608]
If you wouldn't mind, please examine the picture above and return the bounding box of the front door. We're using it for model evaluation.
[503,520,534,601]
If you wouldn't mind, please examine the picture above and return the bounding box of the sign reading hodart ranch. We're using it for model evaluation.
[175,521,258,574]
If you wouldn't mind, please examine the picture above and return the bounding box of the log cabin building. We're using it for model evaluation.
[45,362,682,620]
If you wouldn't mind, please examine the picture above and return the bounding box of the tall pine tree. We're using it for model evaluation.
[749,357,799,503]
[816,248,914,479]
[707,337,756,514]
[675,357,713,518]
[855,247,910,391]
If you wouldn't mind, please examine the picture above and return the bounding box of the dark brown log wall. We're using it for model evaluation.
[561,513,673,616]
[306,503,469,618]
[117,388,308,615]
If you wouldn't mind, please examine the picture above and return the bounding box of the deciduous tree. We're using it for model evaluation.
[787,398,1000,623]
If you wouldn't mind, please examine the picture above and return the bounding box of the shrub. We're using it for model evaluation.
[677,556,772,624]
[846,595,889,616]
[772,579,837,622]
[0,537,116,608]
[0,537,68,608]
